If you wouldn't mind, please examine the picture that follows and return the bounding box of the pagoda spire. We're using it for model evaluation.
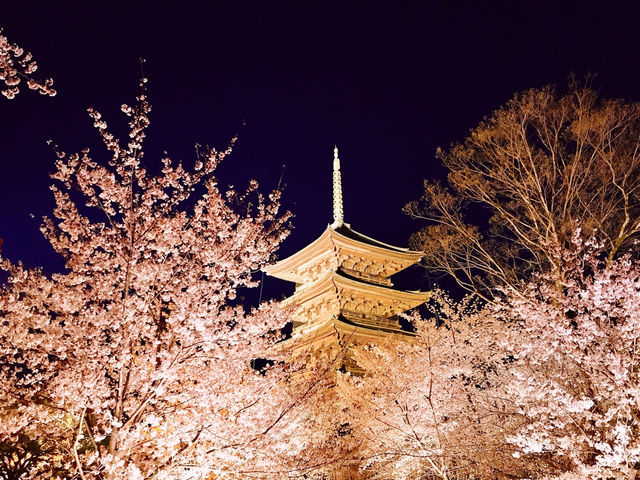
[331,146,344,228]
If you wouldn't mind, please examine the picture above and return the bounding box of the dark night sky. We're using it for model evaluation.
[2,1,640,300]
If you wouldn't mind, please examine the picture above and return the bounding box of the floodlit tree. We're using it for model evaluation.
[501,236,640,480]
[340,297,555,480]
[0,28,55,99]
[0,77,293,479]
[236,349,362,479]
[405,80,640,297]
[0,433,70,480]
[345,235,640,480]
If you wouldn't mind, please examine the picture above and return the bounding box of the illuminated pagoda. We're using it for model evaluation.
[265,147,430,373]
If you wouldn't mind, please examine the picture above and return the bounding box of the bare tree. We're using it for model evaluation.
[405,79,640,297]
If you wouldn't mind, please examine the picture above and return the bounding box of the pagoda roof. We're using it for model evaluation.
[333,225,411,252]
[277,313,415,352]
[265,224,423,283]
[284,270,431,313]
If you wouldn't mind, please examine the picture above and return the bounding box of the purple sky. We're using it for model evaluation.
[2,2,639,299]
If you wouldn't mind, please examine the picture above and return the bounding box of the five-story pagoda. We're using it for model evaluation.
[265,147,430,373]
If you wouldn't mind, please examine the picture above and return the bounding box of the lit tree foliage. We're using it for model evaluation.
[236,348,361,479]
[501,237,640,480]
[0,433,70,480]
[0,77,293,479]
[342,236,640,480]
[405,80,640,297]
[0,28,55,99]
[340,298,547,480]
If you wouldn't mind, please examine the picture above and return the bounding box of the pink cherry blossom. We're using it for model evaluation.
[0,28,55,99]
[0,78,303,479]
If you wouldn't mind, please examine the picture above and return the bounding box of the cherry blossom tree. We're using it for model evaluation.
[236,348,360,479]
[0,76,295,479]
[501,237,640,480]
[337,235,640,480]
[0,28,55,99]
[340,297,550,480]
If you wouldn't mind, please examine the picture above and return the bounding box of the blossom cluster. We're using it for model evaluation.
[0,29,55,99]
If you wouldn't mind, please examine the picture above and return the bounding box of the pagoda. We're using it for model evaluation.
[265,147,430,373]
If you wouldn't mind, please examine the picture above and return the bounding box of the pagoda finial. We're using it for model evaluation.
[331,146,344,229]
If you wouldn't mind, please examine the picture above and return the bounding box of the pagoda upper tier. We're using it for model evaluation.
[281,267,430,331]
[264,224,424,286]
